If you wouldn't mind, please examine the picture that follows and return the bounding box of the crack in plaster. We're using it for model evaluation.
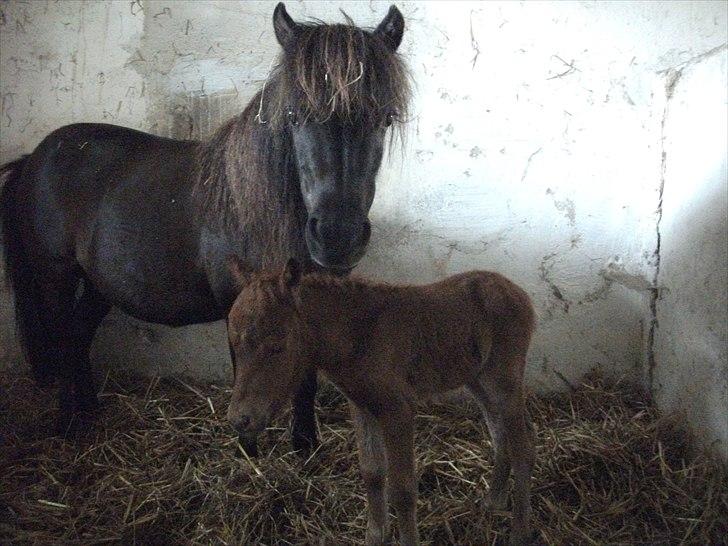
[520,147,542,183]
[656,43,728,78]
[647,42,727,391]
[538,253,570,316]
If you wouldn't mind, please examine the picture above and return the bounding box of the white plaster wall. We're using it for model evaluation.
[653,47,728,460]
[0,0,726,453]
[0,0,148,368]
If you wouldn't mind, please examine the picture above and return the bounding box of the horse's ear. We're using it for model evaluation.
[374,5,405,51]
[282,258,302,288]
[273,3,300,50]
[227,255,252,290]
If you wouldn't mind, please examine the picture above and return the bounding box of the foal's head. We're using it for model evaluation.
[268,3,410,272]
[226,259,306,440]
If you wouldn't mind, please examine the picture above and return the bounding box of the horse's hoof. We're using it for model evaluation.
[291,431,319,455]
[55,413,76,435]
[75,394,100,413]
[365,526,388,546]
[236,436,259,458]
[485,490,508,511]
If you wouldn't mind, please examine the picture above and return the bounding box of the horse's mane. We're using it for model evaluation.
[193,16,411,267]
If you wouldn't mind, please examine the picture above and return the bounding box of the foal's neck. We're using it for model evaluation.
[295,274,394,350]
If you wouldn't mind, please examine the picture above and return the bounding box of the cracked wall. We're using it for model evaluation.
[1,0,726,453]
[653,45,728,460]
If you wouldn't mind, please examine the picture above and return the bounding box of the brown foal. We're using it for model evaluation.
[226,259,536,546]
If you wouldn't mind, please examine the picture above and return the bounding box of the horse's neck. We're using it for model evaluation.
[195,111,308,269]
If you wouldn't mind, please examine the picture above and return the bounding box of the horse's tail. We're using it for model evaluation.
[1,156,50,384]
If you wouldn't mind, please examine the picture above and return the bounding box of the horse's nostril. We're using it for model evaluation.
[309,217,320,239]
[361,220,371,244]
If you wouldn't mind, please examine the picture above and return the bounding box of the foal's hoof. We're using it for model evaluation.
[508,528,539,546]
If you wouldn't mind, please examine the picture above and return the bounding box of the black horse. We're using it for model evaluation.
[0,3,410,451]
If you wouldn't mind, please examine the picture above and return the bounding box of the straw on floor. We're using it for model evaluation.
[1,370,726,545]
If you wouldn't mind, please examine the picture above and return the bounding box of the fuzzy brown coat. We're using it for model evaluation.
[227,260,536,546]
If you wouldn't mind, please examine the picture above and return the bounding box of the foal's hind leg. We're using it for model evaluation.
[351,404,389,546]
[468,379,511,510]
[470,370,535,546]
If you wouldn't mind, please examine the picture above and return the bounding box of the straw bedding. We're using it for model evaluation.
[1,371,726,545]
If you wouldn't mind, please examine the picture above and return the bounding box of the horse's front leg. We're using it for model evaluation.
[351,404,389,545]
[379,402,418,546]
[291,368,319,452]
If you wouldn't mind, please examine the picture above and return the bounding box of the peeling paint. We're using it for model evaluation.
[553,198,576,226]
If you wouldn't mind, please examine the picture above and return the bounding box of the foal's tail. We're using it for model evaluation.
[0,156,50,383]
[472,272,536,381]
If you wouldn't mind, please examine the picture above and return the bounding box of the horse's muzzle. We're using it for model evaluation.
[305,216,371,270]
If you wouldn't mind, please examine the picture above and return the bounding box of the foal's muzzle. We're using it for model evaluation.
[305,215,371,270]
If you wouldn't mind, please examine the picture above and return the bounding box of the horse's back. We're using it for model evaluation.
[7,123,219,325]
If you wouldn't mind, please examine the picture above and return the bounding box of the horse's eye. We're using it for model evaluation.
[384,112,395,127]
[287,109,299,127]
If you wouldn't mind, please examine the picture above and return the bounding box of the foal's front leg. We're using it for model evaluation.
[379,404,418,546]
[351,405,389,546]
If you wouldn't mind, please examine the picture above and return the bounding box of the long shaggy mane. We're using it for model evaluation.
[265,16,411,128]
[193,15,411,267]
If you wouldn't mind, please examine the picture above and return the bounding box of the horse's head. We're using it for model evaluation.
[268,3,410,272]
[226,258,307,442]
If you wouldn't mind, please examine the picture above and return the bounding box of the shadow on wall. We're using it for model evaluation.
[356,216,650,393]
[654,171,728,458]
[0,208,649,390]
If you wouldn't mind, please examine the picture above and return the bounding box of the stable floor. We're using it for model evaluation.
[1,372,725,545]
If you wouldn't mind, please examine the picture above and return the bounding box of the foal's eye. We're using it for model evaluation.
[384,112,395,127]
[287,109,299,127]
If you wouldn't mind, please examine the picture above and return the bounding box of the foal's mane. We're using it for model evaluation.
[194,14,411,264]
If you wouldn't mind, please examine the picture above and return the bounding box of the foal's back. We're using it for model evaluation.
[351,271,535,397]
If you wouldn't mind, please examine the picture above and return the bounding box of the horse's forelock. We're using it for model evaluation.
[269,22,411,128]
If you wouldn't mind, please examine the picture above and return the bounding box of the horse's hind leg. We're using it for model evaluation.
[31,273,80,420]
[68,279,111,411]
[34,273,109,422]
[290,368,319,452]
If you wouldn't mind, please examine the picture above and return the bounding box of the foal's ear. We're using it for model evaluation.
[273,3,300,50]
[227,255,253,290]
[282,258,302,288]
[374,5,405,51]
